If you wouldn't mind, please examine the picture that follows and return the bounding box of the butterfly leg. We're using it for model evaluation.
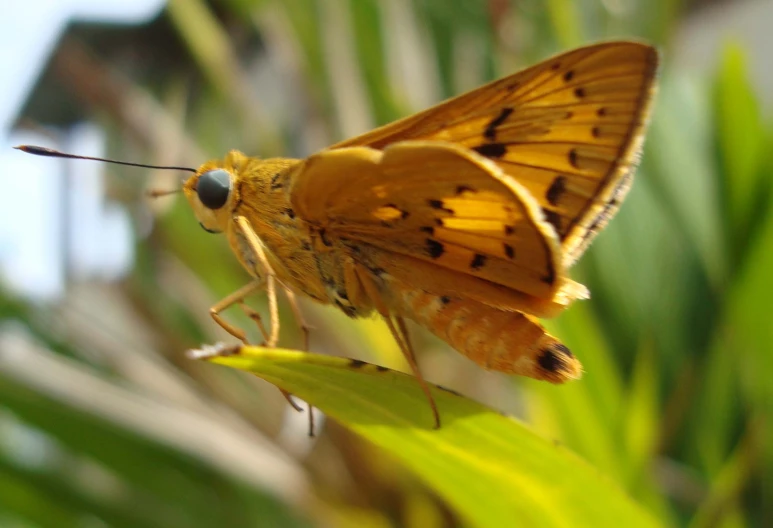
[354,264,441,429]
[209,280,265,344]
[282,287,312,352]
[392,316,441,429]
[234,216,311,422]
[235,216,280,346]
[236,302,270,343]
[209,279,302,412]
[280,285,316,435]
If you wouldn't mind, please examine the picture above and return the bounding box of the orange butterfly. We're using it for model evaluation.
[18,41,658,429]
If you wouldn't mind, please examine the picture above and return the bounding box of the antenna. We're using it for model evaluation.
[15,145,197,173]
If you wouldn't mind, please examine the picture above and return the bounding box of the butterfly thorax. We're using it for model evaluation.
[184,152,329,306]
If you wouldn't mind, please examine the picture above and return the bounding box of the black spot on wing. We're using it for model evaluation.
[541,255,556,285]
[384,203,410,220]
[455,185,474,195]
[546,176,567,206]
[427,199,453,213]
[542,207,562,234]
[470,253,487,270]
[504,243,515,259]
[483,107,513,141]
[472,143,507,159]
[426,239,445,259]
[568,149,579,169]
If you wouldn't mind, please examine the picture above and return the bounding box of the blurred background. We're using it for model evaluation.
[2,0,772,526]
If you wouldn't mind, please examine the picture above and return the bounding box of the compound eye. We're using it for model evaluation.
[196,169,231,210]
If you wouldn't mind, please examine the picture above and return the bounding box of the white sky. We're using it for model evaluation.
[0,0,164,300]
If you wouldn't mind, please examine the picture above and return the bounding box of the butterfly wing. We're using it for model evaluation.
[332,41,658,266]
[290,141,584,316]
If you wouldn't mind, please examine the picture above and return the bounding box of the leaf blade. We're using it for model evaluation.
[195,346,659,528]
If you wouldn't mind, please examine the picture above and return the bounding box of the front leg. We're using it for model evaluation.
[210,280,266,343]
[235,215,280,347]
[234,216,317,432]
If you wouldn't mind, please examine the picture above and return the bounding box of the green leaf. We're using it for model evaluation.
[546,0,583,48]
[714,41,768,254]
[192,345,660,528]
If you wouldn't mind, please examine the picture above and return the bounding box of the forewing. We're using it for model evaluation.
[332,41,659,266]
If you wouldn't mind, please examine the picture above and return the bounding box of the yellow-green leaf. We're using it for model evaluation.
[191,345,658,528]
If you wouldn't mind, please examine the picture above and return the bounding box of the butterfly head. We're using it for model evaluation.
[184,150,250,234]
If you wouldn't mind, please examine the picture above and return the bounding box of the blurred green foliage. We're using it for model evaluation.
[3,0,772,526]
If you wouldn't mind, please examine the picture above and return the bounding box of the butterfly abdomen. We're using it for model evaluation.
[396,287,581,383]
